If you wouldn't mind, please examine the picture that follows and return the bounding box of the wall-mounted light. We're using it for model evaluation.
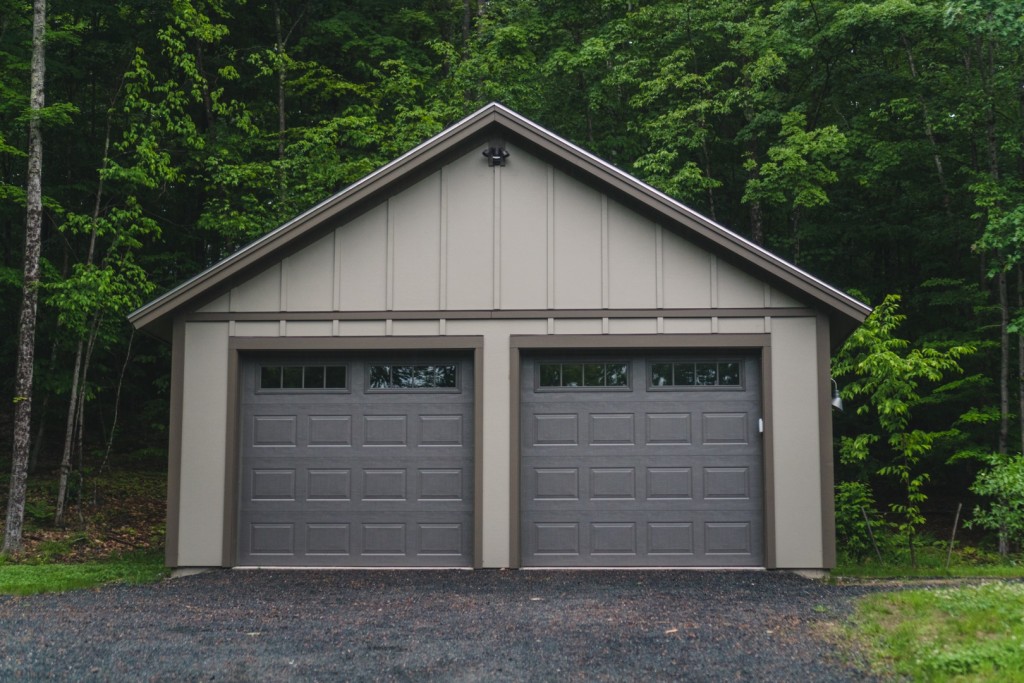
[483,146,509,167]
[831,379,844,412]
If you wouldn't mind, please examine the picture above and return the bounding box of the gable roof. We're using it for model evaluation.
[129,102,870,340]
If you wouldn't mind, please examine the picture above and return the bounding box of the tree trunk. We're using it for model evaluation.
[999,269,1010,456]
[53,339,84,527]
[1019,267,1024,458]
[2,0,47,556]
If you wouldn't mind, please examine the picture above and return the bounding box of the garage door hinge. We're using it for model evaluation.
[758,418,764,434]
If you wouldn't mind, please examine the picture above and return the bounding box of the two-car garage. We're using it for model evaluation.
[130,103,870,571]
[237,349,763,568]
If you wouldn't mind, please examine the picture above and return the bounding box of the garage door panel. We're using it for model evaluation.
[521,354,763,567]
[238,354,473,567]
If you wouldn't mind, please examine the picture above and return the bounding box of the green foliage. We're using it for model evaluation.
[966,453,1024,551]
[834,294,974,563]
[851,582,1024,682]
[835,481,890,561]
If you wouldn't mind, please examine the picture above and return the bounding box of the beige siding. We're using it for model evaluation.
[769,316,824,568]
[197,294,229,313]
[445,151,495,309]
[608,201,657,309]
[230,264,280,312]
[337,204,388,311]
[285,321,332,337]
[178,322,229,566]
[499,144,549,309]
[233,321,280,337]
[769,286,804,308]
[718,259,765,308]
[662,231,713,308]
[392,172,442,310]
[283,233,334,311]
[553,169,603,308]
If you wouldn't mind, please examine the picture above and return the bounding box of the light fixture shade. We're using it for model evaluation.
[830,379,843,411]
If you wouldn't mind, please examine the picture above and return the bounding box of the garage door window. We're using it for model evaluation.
[538,362,629,389]
[649,361,741,388]
[368,364,458,390]
[259,364,348,390]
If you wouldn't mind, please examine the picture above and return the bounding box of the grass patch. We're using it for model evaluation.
[835,543,1024,579]
[851,582,1024,682]
[0,549,169,596]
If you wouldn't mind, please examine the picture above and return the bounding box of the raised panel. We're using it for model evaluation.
[419,524,462,555]
[534,414,578,446]
[702,413,748,445]
[646,413,691,445]
[648,523,693,554]
[251,469,295,501]
[419,469,463,500]
[253,416,296,446]
[309,416,351,447]
[647,468,692,500]
[705,522,752,555]
[363,469,407,500]
[534,523,579,555]
[590,468,635,500]
[250,524,294,555]
[419,415,462,446]
[362,524,406,555]
[535,468,579,500]
[364,415,407,446]
[704,467,750,499]
[306,524,350,555]
[307,469,350,501]
[591,522,637,555]
[590,414,634,445]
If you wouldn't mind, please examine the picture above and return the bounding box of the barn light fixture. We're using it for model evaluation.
[483,146,509,167]
[830,379,844,411]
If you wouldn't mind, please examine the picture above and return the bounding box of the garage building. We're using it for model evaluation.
[129,103,870,570]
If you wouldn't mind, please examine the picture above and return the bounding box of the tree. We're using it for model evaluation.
[833,294,974,566]
[3,0,47,555]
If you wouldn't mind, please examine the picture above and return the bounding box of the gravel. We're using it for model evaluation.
[0,569,882,682]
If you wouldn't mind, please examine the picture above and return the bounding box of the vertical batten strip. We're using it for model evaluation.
[439,167,448,310]
[493,160,502,309]
[655,225,664,309]
[386,199,395,311]
[546,165,555,309]
[601,194,610,309]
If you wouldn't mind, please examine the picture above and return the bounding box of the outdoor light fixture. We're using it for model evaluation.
[830,379,844,411]
[483,146,509,167]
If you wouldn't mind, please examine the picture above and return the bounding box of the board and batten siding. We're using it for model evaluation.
[196,143,805,316]
[174,141,828,569]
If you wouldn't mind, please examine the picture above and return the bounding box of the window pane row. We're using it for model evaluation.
[650,361,740,387]
[369,365,457,389]
[260,365,347,390]
[539,363,629,388]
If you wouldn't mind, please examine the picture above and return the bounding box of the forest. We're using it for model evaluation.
[1,0,1023,563]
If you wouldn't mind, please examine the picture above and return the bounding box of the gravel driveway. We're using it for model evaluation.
[0,569,880,682]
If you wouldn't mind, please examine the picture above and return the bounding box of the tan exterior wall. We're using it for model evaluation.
[768,317,825,568]
[173,313,828,569]
[177,321,230,566]
[170,142,832,569]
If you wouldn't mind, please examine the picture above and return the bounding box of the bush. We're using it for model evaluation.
[835,481,889,561]
[967,453,1024,554]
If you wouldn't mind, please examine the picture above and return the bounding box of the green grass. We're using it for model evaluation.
[0,549,169,596]
[850,582,1024,682]
[835,543,1024,579]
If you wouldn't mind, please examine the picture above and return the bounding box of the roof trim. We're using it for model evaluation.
[130,102,870,333]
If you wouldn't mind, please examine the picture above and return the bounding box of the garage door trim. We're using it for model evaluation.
[509,334,775,568]
[223,336,484,567]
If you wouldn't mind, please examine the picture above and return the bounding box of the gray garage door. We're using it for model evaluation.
[520,353,763,567]
[238,353,473,567]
